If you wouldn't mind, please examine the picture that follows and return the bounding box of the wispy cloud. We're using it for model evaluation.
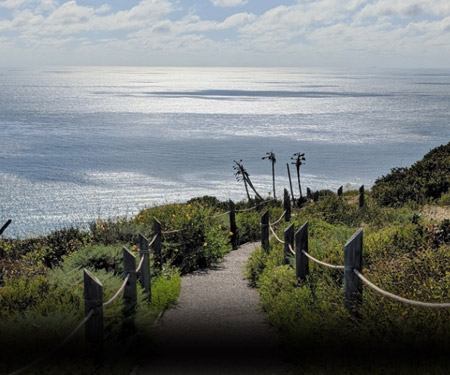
[210,0,247,8]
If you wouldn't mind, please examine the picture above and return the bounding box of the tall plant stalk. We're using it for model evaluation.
[233,160,263,201]
[262,152,276,199]
[291,152,306,200]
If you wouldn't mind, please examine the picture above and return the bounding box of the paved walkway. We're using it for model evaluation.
[134,242,290,375]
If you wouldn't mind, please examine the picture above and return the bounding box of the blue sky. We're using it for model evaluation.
[0,0,449,68]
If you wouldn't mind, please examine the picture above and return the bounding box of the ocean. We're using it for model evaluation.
[0,66,449,237]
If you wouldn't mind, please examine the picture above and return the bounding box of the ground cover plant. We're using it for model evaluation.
[246,144,450,374]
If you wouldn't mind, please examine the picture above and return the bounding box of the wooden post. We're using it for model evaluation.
[337,186,343,199]
[287,163,295,206]
[307,188,313,200]
[0,219,11,236]
[229,200,238,250]
[344,229,363,316]
[123,247,137,305]
[313,191,319,202]
[84,269,103,360]
[284,188,291,222]
[295,222,308,281]
[139,233,151,301]
[153,219,162,269]
[261,211,269,254]
[283,223,294,266]
[359,185,365,208]
[123,247,137,334]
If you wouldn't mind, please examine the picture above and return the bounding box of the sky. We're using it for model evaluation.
[0,0,450,68]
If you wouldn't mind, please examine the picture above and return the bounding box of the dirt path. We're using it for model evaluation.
[133,242,290,375]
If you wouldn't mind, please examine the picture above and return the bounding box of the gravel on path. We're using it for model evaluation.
[133,241,291,375]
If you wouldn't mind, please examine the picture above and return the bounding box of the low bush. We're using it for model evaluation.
[372,142,450,206]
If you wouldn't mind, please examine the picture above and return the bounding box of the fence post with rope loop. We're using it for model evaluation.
[295,222,309,281]
[283,188,291,222]
[83,269,104,363]
[138,233,152,301]
[153,219,162,270]
[229,200,238,250]
[261,210,270,254]
[283,223,294,266]
[344,228,363,317]
[123,247,137,334]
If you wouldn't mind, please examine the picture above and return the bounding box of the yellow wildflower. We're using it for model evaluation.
[229,231,233,236]
[203,242,207,247]
[218,225,222,229]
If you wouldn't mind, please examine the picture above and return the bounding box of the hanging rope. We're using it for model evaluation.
[270,210,287,226]
[103,274,130,307]
[301,250,345,270]
[269,224,285,244]
[354,269,450,309]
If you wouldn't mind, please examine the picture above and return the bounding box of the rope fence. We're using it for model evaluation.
[276,222,450,316]
[269,224,285,244]
[161,228,187,234]
[300,248,344,270]
[270,210,287,226]
[354,269,450,309]
[102,274,130,307]
[6,196,286,374]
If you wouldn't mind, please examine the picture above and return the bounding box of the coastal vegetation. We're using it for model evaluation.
[0,194,282,374]
[1,142,449,374]
[246,142,450,374]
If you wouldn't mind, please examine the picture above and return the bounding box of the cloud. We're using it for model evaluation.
[210,0,247,8]
[0,0,31,8]
[1,0,450,68]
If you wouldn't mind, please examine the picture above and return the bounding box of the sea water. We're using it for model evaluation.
[0,67,449,237]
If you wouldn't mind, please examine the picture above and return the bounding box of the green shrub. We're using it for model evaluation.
[438,192,450,206]
[135,202,229,274]
[372,142,450,206]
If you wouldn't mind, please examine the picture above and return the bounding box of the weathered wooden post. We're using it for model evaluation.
[123,247,137,334]
[0,219,11,236]
[295,222,308,281]
[287,163,295,205]
[283,188,291,222]
[359,185,365,208]
[337,186,343,199]
[344,229,363,316]
[313,191,319,202]
[153,219,162,269]
[261,211,269,254]
[229,200,238,250]
[138,234,151,301]
[307,188,313,201]
[283,223,294,266]
[84,269,103,361]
